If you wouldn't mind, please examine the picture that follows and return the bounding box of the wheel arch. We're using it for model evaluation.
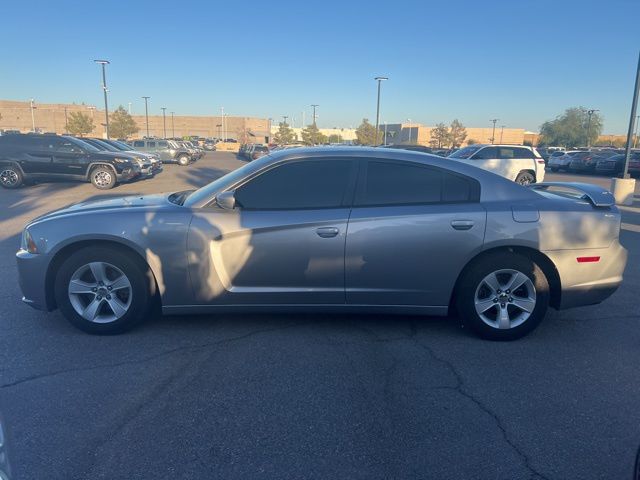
[45,238,160,311]
[449,245,562,314]
[84,162,117,180]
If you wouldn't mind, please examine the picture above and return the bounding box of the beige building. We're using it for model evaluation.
[382,123,525,147]
[270,125,357,142]
[0,99,271,141]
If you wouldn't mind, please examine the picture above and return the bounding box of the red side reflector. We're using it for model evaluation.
[536,159,545,163]
[577,256,600,263]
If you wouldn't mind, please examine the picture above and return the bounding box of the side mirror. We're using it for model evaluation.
[216,190,236,210]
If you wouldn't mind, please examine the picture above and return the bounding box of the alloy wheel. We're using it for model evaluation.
[0,169,18,187]
[68,262,132,323]
[93,171,112,187]
[474,269,536,329]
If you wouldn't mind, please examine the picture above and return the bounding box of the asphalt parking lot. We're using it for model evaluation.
[1,152,639,480]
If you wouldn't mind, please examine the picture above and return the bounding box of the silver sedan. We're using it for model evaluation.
[16,147,627,340]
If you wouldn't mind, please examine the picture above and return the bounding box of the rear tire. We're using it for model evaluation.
[177,154,190,166]
[456,252,549,341]
[90,166,116,189]
[54,247,153,334]
[0,165,23,189]
[515,171,535,185]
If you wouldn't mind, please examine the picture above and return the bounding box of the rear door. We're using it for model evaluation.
[17,136,55,175]
[345,159,486,307]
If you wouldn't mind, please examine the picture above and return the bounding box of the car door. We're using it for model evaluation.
[16,136,55,175]
[187,158,358,305]
[345,159,486,307]
[50,138,89,176]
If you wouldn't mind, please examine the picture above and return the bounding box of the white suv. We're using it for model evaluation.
[448,144,545,185]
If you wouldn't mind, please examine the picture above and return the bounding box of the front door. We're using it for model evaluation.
[51,138,89,176]
[187,158,357,305]
[345,159,486,307]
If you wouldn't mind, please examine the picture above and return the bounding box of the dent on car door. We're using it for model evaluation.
[186,158,357,305]
[345,159,486,307]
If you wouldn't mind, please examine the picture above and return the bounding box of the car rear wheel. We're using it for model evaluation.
[54,247,152,334]
[90,166,116,189]
[0,166,23,189]
[177,154,190,166]
[515,171,535,185]
[456,252,549,340]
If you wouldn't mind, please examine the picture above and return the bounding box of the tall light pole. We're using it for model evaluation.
[407,118,412,144]
[93,60,111,138]
[311,104,318,126]
[634,114,640,149]
[128,102,132,114]
[171,111,175,138]
[374,76,388,146]
[383,121,388,146]
[490,119,499,144]
[220,107,225,141]
[622,51,640,179]
[586,109,599,148]
[142,96,150,137]
[282,115,288,125]
[161,107,167,139]
[29,98,36,131]
[64,106,68,133]
[500,125,505,143]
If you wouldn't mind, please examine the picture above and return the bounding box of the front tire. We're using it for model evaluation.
[177,154,190,166]
[90,166,117,189]
[0,165,24,189]
[456,253,549,341]
[54,247,153,334]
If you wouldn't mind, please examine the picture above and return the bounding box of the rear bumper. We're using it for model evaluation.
[16,249,52,311]
[545,242,628,309]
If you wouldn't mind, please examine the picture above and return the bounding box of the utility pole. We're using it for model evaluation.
[622,51,640,179]
[634,115,640,149]
[220,107,225,141]
[171,111,175,138]
[407,119,412,144]
[128,102,132,114]
[374,76,388,146]
[142,96,150,137]
[283,115,288,125]
[500,125,505,143]
[161,107,167,139]
[311,104,318,126]
[93,59,111,138]
[586,109,599,148]
[29,98,36,131]
[384,121,387,146]
[490,119,499,144]
[64,106,68,133]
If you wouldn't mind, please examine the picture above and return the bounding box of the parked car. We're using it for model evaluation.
[16,147,626,341]
[130,139,192,165]
[547,150,581,172]
[98,139,163,176]
[567,151,600,173]
[448,144,545,185]
[203,139,217,151]
[182,141,204,159]
[246,144,269,161]
[0,133,140,189]
[595,153,627,175]
[78,138,157,178]
[629,152,640,176]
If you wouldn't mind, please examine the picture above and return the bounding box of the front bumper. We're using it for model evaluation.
[16,249,52,311]
[545,241,628,309]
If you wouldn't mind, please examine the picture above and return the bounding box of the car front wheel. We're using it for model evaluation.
[456,253,549,340]
[54,247,153,334]
[90,166,117,189]
[177,154,190,166]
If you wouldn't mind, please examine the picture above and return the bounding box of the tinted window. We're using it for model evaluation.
[472,147,498,159]
[157,141,168,147]
[133,141,144,147]
[512,148,535,159]
[449,145,482,159]
[357,161,479,206]
[234,160,353,210]
[496,147,516,159]
[53,138,84,153]
[147,141,156,148]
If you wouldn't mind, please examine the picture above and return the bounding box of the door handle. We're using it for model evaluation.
[451,220,474,231]
[316,227,339,238]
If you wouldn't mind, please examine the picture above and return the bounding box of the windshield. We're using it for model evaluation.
[448,145,483,159]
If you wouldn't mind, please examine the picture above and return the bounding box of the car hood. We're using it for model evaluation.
[30,193,173,224]
[92,151,137,161]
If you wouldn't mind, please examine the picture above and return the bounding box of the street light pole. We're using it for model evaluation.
[64,106,68,133]
[500,125,505,143]
[311,104,318,126]
[171,111,175,138]
[30,98,36,131]
[161,107,167,139]
[586,109,599,148]
[490,119,499,144]
[384,121,387,146]
[94,60,111,138]
[633,114,640,149]
[142,96,150,137]
[374,76,388,146]
[283,115,288,125]
[623,51,640,179]
[220,107,225,141]
[128,102,132,114]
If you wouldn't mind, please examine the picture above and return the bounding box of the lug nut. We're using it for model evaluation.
[497,289,501,294]
[500,303,505,308]
[506,289,511,294]
[493,298,498,303]
[107,286,112,291]
[508,297,513,302]
[92,288,97,292]
[106,295,111,300]
[96,295,102,300]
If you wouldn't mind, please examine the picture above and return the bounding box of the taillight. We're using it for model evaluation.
[536,159,545,164]
[577,256,600,263]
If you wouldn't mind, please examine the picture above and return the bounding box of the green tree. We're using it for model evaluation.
[449,119,467,148]
[301,123,327,145]
[274,122,296,144]
[328,134,343,143]
[355,118,382,145]
[467,138,478,145]
[66,111,95,136]
[429,123,450,148]
[539,106,603,147]
[109,106,139,139]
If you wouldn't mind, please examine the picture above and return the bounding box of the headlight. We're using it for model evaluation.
[113,157,132,164]
[22,229,38,254]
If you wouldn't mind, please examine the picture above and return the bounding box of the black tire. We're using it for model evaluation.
[54,247,154,334]
[89,165,117,190]
[456,252,549,341]
[515,171,535,185]
[548,167,559,172]
[177,154,190,166]
[0,165,24,189]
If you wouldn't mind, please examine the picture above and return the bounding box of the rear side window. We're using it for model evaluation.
[147,141,156,148]
[471,147,497,160]
[356,160,479,206]
[158,141,168,147]
[513,148,535,159]
[133,141,144,147]
[497,147,516,159]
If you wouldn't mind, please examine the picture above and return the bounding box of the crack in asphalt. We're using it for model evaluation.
[410,328,551,480]
[0,322,308,389]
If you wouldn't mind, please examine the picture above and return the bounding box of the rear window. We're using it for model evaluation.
[254,146,269,152]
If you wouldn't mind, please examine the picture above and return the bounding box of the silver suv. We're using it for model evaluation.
[130,139,192,166]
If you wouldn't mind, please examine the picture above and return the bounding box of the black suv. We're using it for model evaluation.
[0,134,140,189]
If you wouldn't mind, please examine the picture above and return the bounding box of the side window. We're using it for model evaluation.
[133,141,144,148]
[356,160,479,206]
[234,160,354,210]
[512,148,535,159]
[157,141,168,147]
[497,147,515,159]
[471,147,497,160]
[52,138,83,153]
[147,141,156,148]
[31,137,57,151]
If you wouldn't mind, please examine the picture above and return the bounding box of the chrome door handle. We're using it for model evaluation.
[451,220,474,231]
[316,227,339,238]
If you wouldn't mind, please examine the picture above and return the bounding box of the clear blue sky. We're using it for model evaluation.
[1,0,638,133]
